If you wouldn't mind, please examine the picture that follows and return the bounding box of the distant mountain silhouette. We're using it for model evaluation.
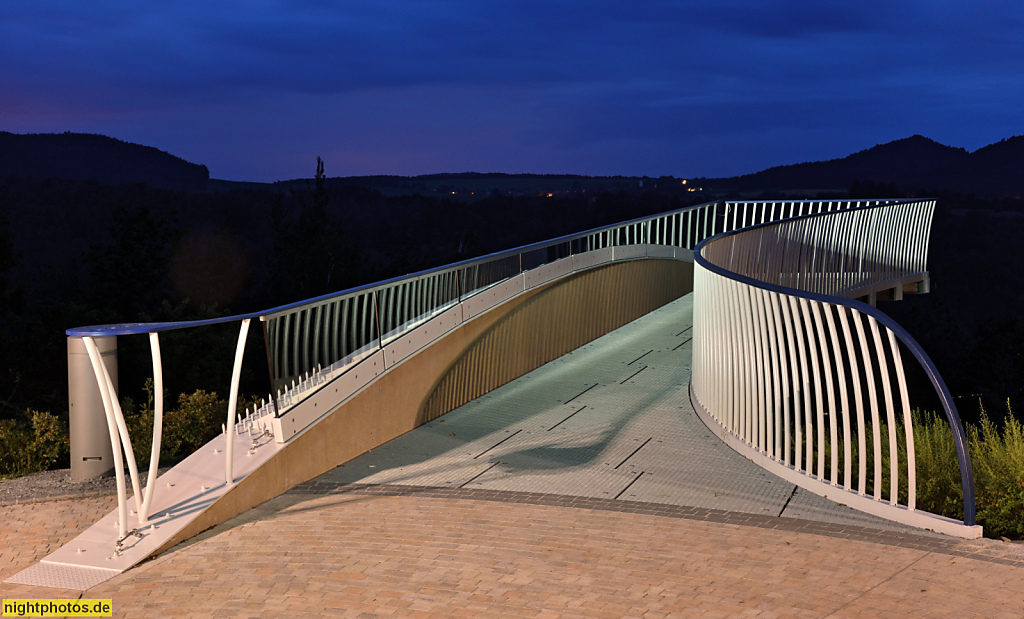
[707,135,1024,199]
[2,131,1021,199]
[0,132,209,192]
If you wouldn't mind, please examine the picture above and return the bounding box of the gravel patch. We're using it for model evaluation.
[0,468,168,505]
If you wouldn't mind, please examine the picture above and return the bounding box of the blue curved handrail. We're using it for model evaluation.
[693,203,976,526]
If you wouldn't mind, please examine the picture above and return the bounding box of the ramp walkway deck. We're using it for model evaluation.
[310,293,938,536]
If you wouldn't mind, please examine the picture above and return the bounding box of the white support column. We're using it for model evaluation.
[105,369,143,522]
[787,296,809,472]
[838,306,867,494]
[767,291,788,463]
[852,310,883,500]
[752,286,770,452]
[824,305,852,490]
[800,298,826,480]
[810,301,839,484]
[779,292,800,468]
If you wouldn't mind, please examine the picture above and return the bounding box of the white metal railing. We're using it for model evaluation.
[65,197,916,546]
[258,199,895,396]
[691,199,978,536]
[703,201,934,297]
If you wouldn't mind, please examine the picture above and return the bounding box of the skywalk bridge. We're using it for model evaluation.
[6,198,980,590]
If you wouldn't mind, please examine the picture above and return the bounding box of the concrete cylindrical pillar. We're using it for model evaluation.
[67,336,117,480]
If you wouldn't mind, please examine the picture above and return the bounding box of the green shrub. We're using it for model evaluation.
[0,380,233,479]
[910,402,1024,539]
[910,409,964,520]
[970,403,1024,538]
[159,389,225,465]
[121,381,155,467]
[0,410,70,477]
[0,418,32,476]
[790,403,1024,539]
[121,380,231,468]
[28,409,70,471]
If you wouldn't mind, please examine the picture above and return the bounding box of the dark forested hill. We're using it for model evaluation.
[704,135,1024,199]
[0,132,209,191]
[4,131,1022,199]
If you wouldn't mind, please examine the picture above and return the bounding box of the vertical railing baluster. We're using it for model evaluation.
[810,301,839,485]
[888,329,916,510]
[869,315,900,505]
[225,319,250,485]
[140,333,164,524]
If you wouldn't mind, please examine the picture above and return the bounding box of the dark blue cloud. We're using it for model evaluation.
[1,1,1022,180]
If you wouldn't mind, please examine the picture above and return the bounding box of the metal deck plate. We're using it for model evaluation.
[4,561,119,591]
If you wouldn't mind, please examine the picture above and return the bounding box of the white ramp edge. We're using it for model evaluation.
[4,426,285,589]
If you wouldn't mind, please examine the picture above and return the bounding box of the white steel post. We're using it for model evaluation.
[83,336,129,540]
[225,319,251,485]
[140,333,164,524]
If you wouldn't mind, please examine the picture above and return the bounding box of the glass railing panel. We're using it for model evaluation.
[458,254,521,299]
[520,240,572,272]
[378,268,461,345]
[264,289,379,399]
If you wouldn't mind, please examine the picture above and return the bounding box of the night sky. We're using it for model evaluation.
[3,2,1022,182]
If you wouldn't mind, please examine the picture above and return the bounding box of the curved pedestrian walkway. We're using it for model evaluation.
[310,294,941,534]
[3,294,1024,616]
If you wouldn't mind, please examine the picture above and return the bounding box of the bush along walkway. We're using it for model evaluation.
[914,403,1024,539]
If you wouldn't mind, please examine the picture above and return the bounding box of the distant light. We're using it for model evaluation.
[547,193,553,197]
[681,179,688,185]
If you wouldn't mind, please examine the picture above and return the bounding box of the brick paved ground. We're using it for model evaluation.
[3,490,1024,617]
[0,496,119,600]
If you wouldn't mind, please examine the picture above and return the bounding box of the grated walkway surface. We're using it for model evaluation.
[319,293,937,535]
